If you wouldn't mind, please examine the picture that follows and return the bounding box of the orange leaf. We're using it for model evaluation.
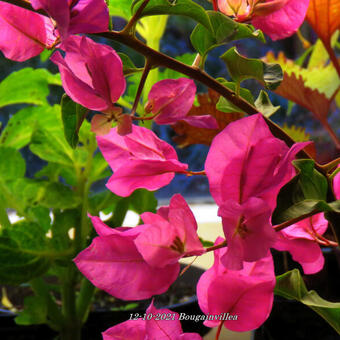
[306,0,340,45]
[274,72,331,122]
[172,90,243,147]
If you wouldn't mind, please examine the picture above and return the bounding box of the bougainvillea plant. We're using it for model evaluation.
[0,0,340,340]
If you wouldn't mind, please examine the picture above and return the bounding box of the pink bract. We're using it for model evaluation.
[146,78,217,129]
[274,213,328,274]
[204,114,309,268]
[217,0,310,40]
[102,301,203,340]
[135,194,205,267]
[51,35,126,111]
[74,215,180,300]
[205,114,309,210]
[251,0,310,40]
[0,2,56,61]
[218,197,276,270]
[31,0,109,39]
[197,237,275,332]
[96,125,188,197]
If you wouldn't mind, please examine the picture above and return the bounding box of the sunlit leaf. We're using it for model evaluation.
[221,47,283,90]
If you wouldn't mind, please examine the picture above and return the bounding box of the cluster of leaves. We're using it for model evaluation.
[0,67,157,326]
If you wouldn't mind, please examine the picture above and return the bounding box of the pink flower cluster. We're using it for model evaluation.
[217,0,310,40]
[1,1,331,338]
[0,0,108,61]
[75,114,328,334]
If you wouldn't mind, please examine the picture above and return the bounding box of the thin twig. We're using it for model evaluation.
[130,60,152,116]
[273,210,319,232]
[3,0,324,173]
[121,0,150,35]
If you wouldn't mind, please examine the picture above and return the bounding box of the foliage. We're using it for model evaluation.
[0,1,339,340]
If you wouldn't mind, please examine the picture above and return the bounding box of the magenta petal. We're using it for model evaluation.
[218,198,276,270]
[206,275,274,331]
[50,51,108,111]
[205,113,309,210]
[80,36,125,104]
[106,159,187,197]
[102,319,146,340]
[182,115,219,129]
[51,36,125,111]
[0,2,55,61]
[167,194,205,255]
[205,114,272,205]
[197,249,275,331]
[281,213,328,240]
[136,194,204,267]
[68,0,109,35]
[31,0,70,38]
[149,78,196,124]
[97,125,188,196]
[252,0,310,40]
[274,234,325,274]
[97,125,182,171]
[74,233,180,300]
[135,219,181,267]
[145,302,182,339]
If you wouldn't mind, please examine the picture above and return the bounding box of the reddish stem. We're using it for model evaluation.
[206,240,227,253]
[212,0,218,11]
[215,321,224,340]
[185,170,206,176]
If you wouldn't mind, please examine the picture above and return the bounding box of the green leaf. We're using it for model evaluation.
[40,182,81,209]
[275,269,340,334]
[30,106,76,167]
[0,68,59,108]
[15,296,47,325]
[0,221,51,284]
[61,94,88,149]
[132,0,212,31]
[254,90,280,117]
[0,106,60,150]
[118,53,143,76]
[89,152,110,183]
[190,11,265,58]
[199,237,214,247]
[216,80,254,113]
[130,189,157,214]
[272,159,332,224]
[0,147,26,180]
[109,0,132,19]
[51,210,79,251]
[220,47,283,90]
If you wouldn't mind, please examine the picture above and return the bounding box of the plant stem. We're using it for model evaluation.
[321,118,340,149]
[140,15,168,129]
[30,277,64,331]
[2,0,320,170]
[324,42,340,80]
[97,31,320,168]
[122,0,150,34]
[273,210,319,232]
[60,265,81,340]
[130,60,152,116]
[76,278,96,324]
